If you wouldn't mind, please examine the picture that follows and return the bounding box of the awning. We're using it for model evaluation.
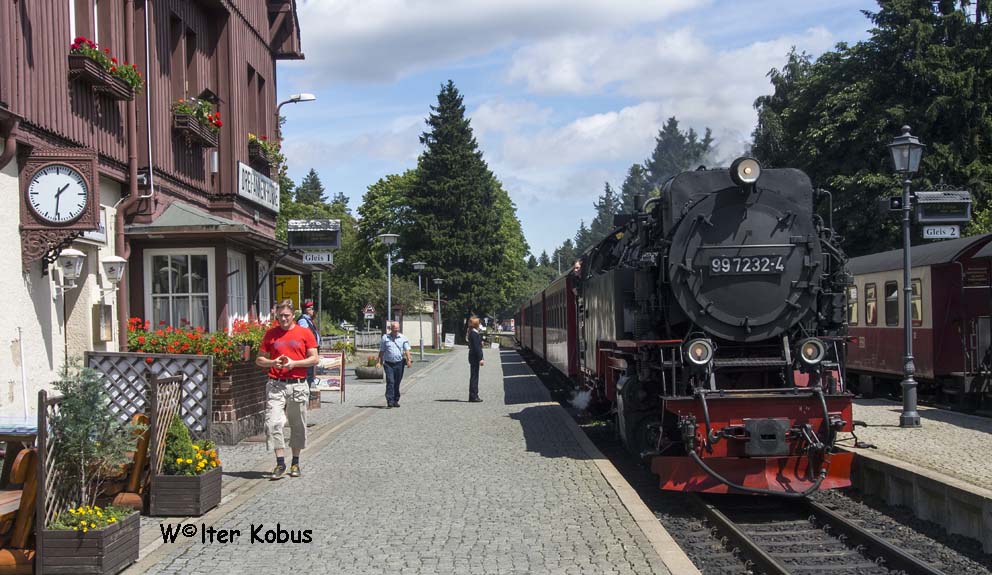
[125,202,333,272]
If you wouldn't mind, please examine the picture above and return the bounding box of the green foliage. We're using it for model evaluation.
[589,182,621,245]
[751,2,992,256]
[161,415,195,475]
[619,163,652,214]
[173,98,222,133]
[295,168,327,205]
[69,36,144,92]
[50,504,133,532]
[50,361,145,508]
[574,220,594,254]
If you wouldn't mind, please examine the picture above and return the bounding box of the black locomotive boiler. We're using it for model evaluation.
[517,158,855,496]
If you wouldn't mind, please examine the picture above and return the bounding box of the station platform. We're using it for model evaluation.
[128,348,696,575]
[840,399,992,553]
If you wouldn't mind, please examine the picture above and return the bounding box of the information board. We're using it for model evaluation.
[444,333,455,348]
[315,351,346,403]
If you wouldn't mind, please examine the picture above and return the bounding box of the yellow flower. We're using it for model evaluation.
[176,457,183,464]
[186,458,192,464]
[80,520,86,525]
[83,527,88,533]
[73,527,78,531]
[70,509,76,514]
[90,523,96,528]
[211,461,217,467]
[109,517,117,523]
[97,511,102,517]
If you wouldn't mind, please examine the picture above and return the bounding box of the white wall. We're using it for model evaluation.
[0,153,124,419]
[402,313,435,348]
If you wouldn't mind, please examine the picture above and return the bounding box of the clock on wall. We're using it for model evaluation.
[28,164,89,224]
[19,148,100,272]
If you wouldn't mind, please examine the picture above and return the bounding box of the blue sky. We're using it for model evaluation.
[277,0,880,258]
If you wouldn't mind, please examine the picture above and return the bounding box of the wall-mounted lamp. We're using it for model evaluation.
[210,150,219,174]
[54,248,86,294]
[100,255,127,295]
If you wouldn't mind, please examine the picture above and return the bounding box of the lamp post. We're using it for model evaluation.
[275,93,317,140]
[413,262,427,360]
[888,125,925,429]
[434,278,444,349]
[378,234,399,326]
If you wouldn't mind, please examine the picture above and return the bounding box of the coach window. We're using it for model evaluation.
[911,279,923,326]
[847,286,858,325]
[884,281,899,326]
[865,283,877,325]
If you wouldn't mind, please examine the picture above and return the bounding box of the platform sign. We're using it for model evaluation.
[915,190,972,224]
[923,225,960,240]
[302,251,334,265]
[275,275,300,310]
[288,219,341,250]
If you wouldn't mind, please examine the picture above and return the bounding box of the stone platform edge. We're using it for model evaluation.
[842,446,992,553]
[547,402,701,575]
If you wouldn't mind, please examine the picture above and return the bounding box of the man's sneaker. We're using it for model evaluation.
[270,464,287,480]
[289,464,301,478]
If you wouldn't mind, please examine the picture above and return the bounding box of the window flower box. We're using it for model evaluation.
[150,465,222,516]
[173,112,220,148]
[248,138,271,165]
[41,510,140,575]
[68,54,135,102]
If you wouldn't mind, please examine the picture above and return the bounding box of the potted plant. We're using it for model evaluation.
[355,354,384,380]
[149,415,222,516]
[41,362,145,575]
[247,133,284,173]
[172,98,221,148]
[68,36,142,101]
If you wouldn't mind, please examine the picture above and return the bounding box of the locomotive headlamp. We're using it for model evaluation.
[730,157,761,187]
[798,338,827,366]
[685,339,714,366]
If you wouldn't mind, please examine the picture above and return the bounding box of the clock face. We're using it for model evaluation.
[28,164,89,224]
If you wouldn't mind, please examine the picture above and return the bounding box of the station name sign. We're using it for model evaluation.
[915,190,971,224]
[238,162,279,212]
[288,219,341,250]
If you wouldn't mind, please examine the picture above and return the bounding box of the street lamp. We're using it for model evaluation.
[433,278,444,349]
[412,262,427,360]
[888,125,925,429]
[378,234,399,325]
[275,93,317,140]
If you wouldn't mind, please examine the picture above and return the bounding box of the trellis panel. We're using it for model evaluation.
[85,351,212,440]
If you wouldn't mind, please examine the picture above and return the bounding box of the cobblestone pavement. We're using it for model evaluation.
[131,348,672,575]
[841,398,992,491]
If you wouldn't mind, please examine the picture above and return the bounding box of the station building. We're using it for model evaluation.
[0,0,319,417]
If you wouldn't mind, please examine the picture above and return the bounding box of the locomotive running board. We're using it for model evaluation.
[650,452,853,495]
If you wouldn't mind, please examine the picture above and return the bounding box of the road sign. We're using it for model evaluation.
[364,313,375,320]
[923,225,960,240]
[302,251,334,265]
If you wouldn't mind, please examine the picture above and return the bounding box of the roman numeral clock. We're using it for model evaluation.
[19,148,100,273]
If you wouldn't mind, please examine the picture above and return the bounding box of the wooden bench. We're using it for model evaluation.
[110,413,152,510]
[0,448,37,574]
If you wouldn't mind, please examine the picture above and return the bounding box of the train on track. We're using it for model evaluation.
[516,158,855,496]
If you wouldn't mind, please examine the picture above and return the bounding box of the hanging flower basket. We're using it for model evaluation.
[68,54,135,102]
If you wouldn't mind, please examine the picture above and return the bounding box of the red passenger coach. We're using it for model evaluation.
[847,233,992,408]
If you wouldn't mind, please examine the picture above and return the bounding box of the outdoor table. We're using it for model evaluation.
[0,417,38,489]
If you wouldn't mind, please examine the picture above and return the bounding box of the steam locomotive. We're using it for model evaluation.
[516,158,854,496]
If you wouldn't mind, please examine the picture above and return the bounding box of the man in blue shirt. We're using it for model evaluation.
[377,321,412,408]
[297,300,321,389]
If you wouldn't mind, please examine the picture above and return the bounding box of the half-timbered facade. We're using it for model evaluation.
[0,0,311,417]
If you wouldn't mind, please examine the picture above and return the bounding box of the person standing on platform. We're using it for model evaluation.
[256,299,319,480]
[378,321,412,408]
[298,299,321,389]
[467,316,485,402]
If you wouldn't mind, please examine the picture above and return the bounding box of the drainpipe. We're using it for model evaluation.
[116,0,142,350]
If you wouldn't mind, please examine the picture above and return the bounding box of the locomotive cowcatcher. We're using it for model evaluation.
[517,158,855,496]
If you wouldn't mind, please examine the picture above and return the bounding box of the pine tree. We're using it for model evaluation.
[538,251,551,267]
[295,168,326,205]
[330,191,351,213]
[403,80,528,328]
[619,163,651,213]
[574,220,593,254]
[645,117,713,190]
[589,182,620,244]
[527,255,538,269]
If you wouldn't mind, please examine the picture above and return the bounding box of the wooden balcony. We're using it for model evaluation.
[173,113,219,148]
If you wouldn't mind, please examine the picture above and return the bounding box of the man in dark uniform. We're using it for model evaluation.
[467,316,484,402]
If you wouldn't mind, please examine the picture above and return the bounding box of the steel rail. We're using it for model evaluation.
[690,494,791,575]
[802,499,947,575]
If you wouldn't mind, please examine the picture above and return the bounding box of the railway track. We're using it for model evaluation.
[692,493,946,575]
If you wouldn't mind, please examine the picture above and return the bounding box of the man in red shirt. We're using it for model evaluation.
[256,299,319,480]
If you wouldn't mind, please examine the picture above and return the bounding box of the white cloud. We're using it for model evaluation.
[292,0,703,83]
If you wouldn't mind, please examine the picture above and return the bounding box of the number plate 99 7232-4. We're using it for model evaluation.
[709,256,785,275]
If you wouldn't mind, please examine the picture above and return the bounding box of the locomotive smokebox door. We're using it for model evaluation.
[743,418,791,456]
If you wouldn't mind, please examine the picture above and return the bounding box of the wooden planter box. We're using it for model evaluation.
[173,113,219,148]
[67,54,135,101]
[248,140,271,165]
[40,511,139,575]
[149,465,222,517]
[355,366,384,380]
